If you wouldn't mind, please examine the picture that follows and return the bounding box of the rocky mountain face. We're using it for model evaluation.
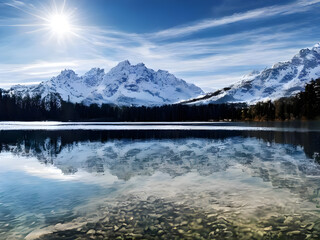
[8,60,204,106]
[183,43,320,104]
[5,44,320,107]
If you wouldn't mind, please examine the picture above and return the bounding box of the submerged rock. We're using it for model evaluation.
[36,195,320,240]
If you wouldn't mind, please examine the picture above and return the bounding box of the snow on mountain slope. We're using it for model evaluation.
[183,43,320,105]
[8,61,204,107]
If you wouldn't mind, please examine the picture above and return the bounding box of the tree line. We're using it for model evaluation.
[243,78,320,121]
[0,91,244,121]
[0,78,319,121]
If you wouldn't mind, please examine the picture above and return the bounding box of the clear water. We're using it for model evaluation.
[0,122,320,239]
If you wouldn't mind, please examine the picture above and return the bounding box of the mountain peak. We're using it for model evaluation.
[313,43,320,54]
[183,43,320,105]
[59,69,77,79]
[136,62,146,67]
[108,60,132,73]
[14,60,203,106]
[117,60,131,67]
[85,67,105,76]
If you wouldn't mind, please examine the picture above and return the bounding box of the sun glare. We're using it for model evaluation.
[48,13,72,36]
[37,1,79,44]
[8,0,80,44]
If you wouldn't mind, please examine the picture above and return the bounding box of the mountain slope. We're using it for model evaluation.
[183,43,320,104]
[9,61,203,106]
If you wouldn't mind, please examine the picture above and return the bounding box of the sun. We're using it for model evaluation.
[6,0,80,44]
[39,1,78,43]
[48,13,72,36]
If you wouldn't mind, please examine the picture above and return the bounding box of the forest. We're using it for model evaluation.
[0,78,319,121]
[244,78,320,121]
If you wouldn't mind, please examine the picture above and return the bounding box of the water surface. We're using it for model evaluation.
[0,122,320,239]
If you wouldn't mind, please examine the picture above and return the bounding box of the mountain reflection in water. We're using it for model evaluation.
[0,126,320,239]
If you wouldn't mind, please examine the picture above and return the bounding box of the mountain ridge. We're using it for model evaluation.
[182,43,320,105]
[5,43,320,107]
[7,60,204,107]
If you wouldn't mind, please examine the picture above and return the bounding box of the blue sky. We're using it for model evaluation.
[0,0,319,91]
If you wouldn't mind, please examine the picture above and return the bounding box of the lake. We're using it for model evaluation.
[0,122,320,239]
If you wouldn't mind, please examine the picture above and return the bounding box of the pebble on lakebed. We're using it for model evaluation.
[36,196,320,240]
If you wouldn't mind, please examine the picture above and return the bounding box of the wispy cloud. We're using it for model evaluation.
[149,0,320,40]
[0,58,119,87]
[74,23,316,89]
[4,0,25,7]
[0,0,320,90]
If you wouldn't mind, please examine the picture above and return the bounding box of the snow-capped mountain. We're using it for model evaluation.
[9,60,203,106]
[183,43,320,104]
